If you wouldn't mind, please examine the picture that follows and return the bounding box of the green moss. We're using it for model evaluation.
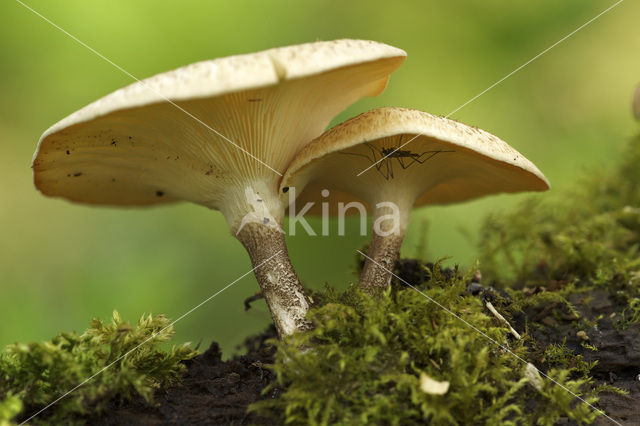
[251,137,640,425]
[478,136,640,325]
[251,263,602,425]
[0,311,197,425]
[0,394,22,426]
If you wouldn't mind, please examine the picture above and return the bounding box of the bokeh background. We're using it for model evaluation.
[1,0,639,356]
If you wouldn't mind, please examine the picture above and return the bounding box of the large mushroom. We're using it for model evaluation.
[281,108,550,292]
[32,40,406,337]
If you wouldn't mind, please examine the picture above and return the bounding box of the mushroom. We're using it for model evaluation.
[280,108,549,292]
[634,82,640,120]
[32,40,406,337]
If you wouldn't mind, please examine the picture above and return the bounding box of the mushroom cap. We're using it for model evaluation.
[33,40,406,214]
[281,107,549,214]
[634,82,640,120]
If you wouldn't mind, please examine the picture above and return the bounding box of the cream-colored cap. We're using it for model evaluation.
[33,40,406,218]
[281,107,549,214]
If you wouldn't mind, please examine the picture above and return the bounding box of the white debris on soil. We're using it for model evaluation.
[419,373,450,395]
[524,363,543,391]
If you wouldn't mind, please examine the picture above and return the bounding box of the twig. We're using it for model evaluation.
[486,301,521,339]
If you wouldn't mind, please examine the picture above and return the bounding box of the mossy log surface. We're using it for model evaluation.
[90,259,640,425]
[3,137,640,425]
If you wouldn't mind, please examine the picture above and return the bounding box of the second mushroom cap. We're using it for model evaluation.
[282,107,549,210]
[281,107,550,290]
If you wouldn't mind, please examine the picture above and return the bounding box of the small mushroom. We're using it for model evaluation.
[281,108,549,292]
[634,82,640,120]
[32,40,406,337]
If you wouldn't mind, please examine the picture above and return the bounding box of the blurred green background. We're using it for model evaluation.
[1,0,639,356]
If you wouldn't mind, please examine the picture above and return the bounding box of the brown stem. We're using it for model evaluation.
[359,231,405,293]
[236,222,311,338]
[359,198,410,293]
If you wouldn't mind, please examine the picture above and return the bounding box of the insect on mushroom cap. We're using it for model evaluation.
[281,107,550,215]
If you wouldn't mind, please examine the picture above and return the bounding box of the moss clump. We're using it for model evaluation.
[0,394,22,426]
[0,311,196,425]
[251,262,603,425]
[251,138,640,425]
[478,136,640,326]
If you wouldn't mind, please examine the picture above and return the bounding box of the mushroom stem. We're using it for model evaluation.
[236,222,312,337]
[360,230,405,292]
[359,200,410,293]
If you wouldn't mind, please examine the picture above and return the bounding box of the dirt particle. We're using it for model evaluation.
[577,330,589,341]
[282,187,289,193]
[540,316,555,327]
[156,191,164,197]
[111,139,117,146]
[73,172,82,177]
[66,150,70,155]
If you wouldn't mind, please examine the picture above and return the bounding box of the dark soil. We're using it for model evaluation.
[88,259,638,425]
[530,288,640,425]
[91,326,278,426]
[462,280,640,425]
